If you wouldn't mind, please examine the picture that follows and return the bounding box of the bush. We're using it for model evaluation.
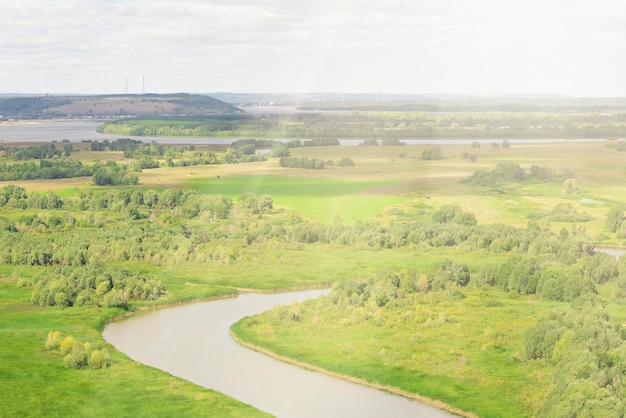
[89,348,110,369]
[337,156,355,167]
[430,259,470,290]
[421,146,444,160]
[45,331,63,351]
[63,342,88,369]
[59,336,78,356]
[45,332,110,369]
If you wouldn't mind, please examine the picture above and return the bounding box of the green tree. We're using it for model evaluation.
[430,259,470,290]
[606,206,624,232]
[421,146,444,160]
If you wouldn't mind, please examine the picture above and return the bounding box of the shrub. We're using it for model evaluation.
[89,348,110,369]
[421,146,443,160]
[63,342,88,369]
[45,331,63,351]
[59,336,78,356]
[337,156,354,167]
[45,332,110,369]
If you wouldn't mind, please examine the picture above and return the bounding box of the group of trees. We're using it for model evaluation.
[278,156,325,170]
[0,185,613,274]
[524,295,626,417]
[529,203,594,223]
[465,162,575,188]
[326,259,469,314]
[45,331,110,369]
[231,138,340,151]
[358,138,410,146]
[223,147,268,164]
[92,161,138,186]
[26,263,166,309]
[2,181,622,316]
[98,111,626,139]
[0,143,73,160]
[0,158,93,181]
[421,146,444,160]
[0,185,62,210]
[606,207,625,233]
[472,229,626,303]
[86,138,144,152]
[87,139,220,168]
[0,157,145,185]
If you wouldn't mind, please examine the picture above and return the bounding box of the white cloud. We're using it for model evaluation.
[1,0,625,95]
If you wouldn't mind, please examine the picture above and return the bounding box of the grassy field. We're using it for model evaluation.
[0,271,270,417]
[2,137,626,417]
[189,175,402,223]
[12,139,622,232]
[232,287,559,417]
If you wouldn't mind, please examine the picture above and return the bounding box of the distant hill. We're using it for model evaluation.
[0,93,242,119]
[209,92,626,113]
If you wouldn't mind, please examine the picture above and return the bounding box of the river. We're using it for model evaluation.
[103,289,455,418]
[0,120,609,146]
[596,248,626,259]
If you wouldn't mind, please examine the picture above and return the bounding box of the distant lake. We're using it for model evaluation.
[0,120,610,146]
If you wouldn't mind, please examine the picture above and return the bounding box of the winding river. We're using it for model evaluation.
[103,289,455,418]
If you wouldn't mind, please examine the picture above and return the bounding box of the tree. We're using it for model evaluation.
[563,178,581,194]
[45,331,63,351]
[606,206,624,232]
[421,146,444,160]
[270,143,290,158]
[432,204,462,223]
[337,156,355,167]
[63,342,88,369]
[430,259,470,290]
[498,256,540,294]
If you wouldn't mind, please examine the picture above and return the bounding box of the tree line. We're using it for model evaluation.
[0,143,73,160]
[3,184,621,316]
[97,111,626,139]
[464,162,575,188]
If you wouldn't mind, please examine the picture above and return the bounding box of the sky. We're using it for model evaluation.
[1,0,625,96]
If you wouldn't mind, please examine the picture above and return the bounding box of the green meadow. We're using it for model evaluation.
[189,175,401,223]
[0,270,269,418]
[2,133,626,417]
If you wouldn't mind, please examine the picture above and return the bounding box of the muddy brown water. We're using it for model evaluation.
[103,289,456,418]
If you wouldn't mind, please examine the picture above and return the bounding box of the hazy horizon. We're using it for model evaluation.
[2,0,625,97]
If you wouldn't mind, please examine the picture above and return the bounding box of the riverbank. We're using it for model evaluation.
[102,291,240,327]
[0,276,271,418]
[229,329,473,418]
[104,289,454,418]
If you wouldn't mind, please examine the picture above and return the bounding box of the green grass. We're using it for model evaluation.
[232,287,562,418]
[0,279,270,418]
[189,175,402,223]
[4,139,626,417]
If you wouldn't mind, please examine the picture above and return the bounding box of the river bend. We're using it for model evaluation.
[103,290,454,418]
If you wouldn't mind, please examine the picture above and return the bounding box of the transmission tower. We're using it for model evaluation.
[124,77,129,94]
